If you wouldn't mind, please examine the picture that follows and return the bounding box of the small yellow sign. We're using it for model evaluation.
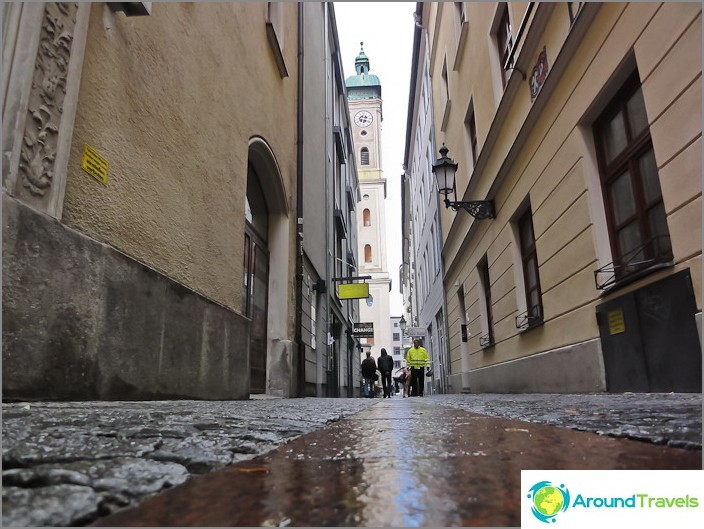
[81,143,109,185]
[607,308,625,335]
[338,283,370,300]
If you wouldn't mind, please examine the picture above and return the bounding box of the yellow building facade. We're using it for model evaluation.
[423,2,701,392]
[3,3,300,399]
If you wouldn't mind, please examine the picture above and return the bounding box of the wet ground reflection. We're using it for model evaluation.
[94,399,701,527]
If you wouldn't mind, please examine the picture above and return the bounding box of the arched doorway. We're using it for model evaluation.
[245,137,290,395]
[243,163,269,393]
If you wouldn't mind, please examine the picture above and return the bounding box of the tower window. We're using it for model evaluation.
[363,208,371,227]
[360,147,370,166]
[364,244,372,262]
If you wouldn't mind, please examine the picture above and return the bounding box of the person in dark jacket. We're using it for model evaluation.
[361,352,377,398]
[377,348,394,398]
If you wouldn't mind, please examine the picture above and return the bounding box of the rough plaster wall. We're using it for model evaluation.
[62,3,298,312]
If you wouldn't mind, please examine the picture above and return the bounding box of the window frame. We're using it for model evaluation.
[516,207,543,329]
[496,4,513,89]
[360,147,370,166]
[593,71,673,281]
[478,256,494,347]
[266,2,288,77]
[452,2,469,70]
[440,55,451,130]
[464,99,478,170]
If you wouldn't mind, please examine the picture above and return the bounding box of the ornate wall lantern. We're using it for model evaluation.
[432,144,495,219]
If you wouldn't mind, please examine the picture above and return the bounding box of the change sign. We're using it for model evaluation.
[352,322,374,338]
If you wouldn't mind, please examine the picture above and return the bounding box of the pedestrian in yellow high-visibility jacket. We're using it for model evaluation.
[406,339,430,396]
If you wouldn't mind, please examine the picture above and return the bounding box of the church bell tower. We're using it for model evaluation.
[346,43,391,363]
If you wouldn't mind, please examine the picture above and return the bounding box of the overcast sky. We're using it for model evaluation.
[334,1,415,316]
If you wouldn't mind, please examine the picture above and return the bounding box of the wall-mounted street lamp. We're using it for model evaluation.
[432,144,495,219]
[398,314,407,349]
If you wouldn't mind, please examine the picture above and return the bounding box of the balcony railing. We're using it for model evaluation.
[594,235,673,291]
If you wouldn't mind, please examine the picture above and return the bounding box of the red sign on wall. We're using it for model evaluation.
[530,47,549,101]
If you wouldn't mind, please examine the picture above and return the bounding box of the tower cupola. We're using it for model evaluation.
[346,42,382,100]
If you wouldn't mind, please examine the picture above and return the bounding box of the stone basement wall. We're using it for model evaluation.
[2,196,250,401]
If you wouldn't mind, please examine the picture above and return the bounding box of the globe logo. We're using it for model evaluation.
[527,481,570,523]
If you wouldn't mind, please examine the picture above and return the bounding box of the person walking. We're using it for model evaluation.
[377,348,394,398]
[406,339,430,397]
[361,351,377,398]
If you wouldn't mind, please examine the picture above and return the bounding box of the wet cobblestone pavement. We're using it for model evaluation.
[2,398,375,527]
[433,393,702,449]
[2,393,701,526]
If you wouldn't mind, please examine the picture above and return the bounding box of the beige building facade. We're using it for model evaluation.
[419,2,701,393]
[3,3,303,399]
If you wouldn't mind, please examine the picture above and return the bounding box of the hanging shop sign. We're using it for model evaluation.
[338,282,370,300]
[352,322,374,338]
[406,327,427,338]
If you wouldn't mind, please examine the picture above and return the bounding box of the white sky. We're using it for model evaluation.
[334,1,416,316]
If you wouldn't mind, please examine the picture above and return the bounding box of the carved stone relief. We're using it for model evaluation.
[19,3,77,197]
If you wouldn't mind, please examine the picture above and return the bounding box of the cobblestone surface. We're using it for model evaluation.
[2,398,376,527]
[2,393,701,526]
[431,393,702,449]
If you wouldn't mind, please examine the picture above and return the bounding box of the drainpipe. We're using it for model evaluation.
[323,1,333,397]
[295,1,305,397]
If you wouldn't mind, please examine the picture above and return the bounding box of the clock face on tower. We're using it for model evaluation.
[354,110,373,127]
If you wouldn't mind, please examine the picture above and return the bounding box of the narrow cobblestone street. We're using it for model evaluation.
[2,393,700,526]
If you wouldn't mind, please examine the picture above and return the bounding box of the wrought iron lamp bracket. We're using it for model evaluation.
[444,198,495,219]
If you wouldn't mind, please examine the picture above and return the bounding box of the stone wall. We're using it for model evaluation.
[2,196,250,401]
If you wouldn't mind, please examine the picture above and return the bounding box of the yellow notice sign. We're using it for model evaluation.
[607,308,625,335]
[338,283,370,300]
[81,144,109,185]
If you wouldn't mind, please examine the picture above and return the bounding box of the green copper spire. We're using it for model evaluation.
[346,41,381,100]
[355,42,370,75]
